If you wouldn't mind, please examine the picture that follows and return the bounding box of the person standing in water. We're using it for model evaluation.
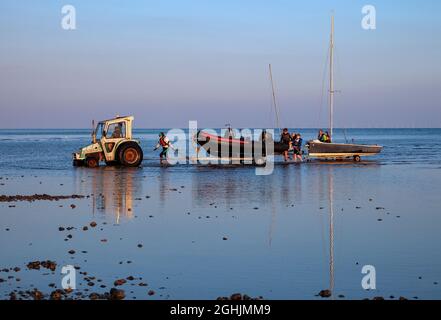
[292,133,303,162]
[280,128,292,162]
[154,132,175,163]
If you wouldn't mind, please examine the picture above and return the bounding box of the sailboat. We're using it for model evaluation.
[306,15,382,162]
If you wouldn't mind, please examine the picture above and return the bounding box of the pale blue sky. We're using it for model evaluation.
[0,0,440,128]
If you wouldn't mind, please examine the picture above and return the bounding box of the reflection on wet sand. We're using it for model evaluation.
[191,167,291,209]
[190,161,380,209]
[72,162,374,298]
[74,167,143,223]
[328,166,335,299]
[189,163,341,298]
[158,168,171,207]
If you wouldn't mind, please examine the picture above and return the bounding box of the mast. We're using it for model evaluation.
[269,64,281,135]
[329,14,334,140]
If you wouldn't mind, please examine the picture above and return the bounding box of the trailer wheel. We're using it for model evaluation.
[86,157,99,168]
[254,156,266,166]
[353,155,361,162]
[119,143,143,167]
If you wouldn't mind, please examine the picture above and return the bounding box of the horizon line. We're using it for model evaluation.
[1,127,440,130]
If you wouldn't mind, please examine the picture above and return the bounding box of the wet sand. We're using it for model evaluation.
[1,161,441,300]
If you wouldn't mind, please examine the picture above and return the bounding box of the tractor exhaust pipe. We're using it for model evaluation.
[92,119,96,144]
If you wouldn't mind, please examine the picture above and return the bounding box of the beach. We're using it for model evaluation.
[1,128,441,299]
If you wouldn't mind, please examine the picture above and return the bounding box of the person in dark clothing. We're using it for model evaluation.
[280,128,291,161]
[292,133,303,162]
[318,129,324,141]
[318,129,331,143]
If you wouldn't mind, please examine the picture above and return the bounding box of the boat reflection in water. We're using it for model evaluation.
[74,167,143,223]
[190,163,342,298]
[327,166,335,298]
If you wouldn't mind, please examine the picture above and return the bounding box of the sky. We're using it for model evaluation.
[0,0,440,128]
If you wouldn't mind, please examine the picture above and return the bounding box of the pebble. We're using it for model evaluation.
[230,293,242,300]
[217,293,263,300]
[50,290,63,300]
[89,293,100,300]
[31,289,44,300]
[114,279,127,286]
[318,289,332,298]
[109,288,125,300]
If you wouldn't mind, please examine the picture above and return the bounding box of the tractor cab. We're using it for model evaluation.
[73,116,143,168]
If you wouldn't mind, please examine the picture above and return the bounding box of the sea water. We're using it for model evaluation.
[0,128,440,299]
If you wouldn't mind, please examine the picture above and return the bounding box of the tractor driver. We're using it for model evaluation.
[111,124,123,138]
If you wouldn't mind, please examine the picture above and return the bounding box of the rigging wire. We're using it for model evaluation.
[269,64,282,137]
[267,69,276,132]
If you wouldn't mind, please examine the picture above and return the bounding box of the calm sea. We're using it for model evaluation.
[0,128,440,299]
[0,128,440,172]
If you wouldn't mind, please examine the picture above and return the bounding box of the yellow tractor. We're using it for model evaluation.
[73,116,143,168]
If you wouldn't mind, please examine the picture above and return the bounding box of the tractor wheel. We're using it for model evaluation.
[85,157,99,168]
[353,155,361,162]
[119,143,143,167]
